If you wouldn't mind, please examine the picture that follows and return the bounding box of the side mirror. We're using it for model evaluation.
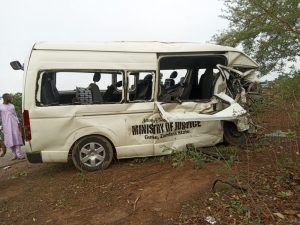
[10,61,24,71]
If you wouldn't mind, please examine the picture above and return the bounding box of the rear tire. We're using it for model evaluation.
[223,121,247,146]
[72,135,113,172]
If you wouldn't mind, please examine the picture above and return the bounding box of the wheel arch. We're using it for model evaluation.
[222,120,247,146]
[66,127,118,160]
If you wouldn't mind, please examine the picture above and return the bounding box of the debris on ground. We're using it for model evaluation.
[3,165,11,170]
[212,179,247,193]
[205,216,217,224]
[273,212,285,219]
[265,130,294,137]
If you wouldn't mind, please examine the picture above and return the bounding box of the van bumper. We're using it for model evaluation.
[26,152,43,163]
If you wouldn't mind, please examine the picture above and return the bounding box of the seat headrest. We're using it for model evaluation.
[93,72,101,82]
[170,71,178,79]
[116,81,122,87]
[43,72,53,80]
[144,74,152,80]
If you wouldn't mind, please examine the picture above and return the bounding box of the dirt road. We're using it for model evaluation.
[0,147,26,168]
[0,157,222,225]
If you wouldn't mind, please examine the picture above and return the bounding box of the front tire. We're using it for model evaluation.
[223,121,247,146]
[72,135,113,172]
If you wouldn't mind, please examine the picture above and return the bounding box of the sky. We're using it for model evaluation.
[0,0,230,94]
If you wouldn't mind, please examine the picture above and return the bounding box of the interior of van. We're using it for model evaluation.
[37,55,232,106]
[38,71,124,105]
[158,55,227,102]
[38,70,158,106]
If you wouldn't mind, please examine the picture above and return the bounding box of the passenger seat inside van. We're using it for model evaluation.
[135,74,152,100]
[41,72,60,105]
[164,71,177,91]
[103,80,122,102]
[198,68,214,99]
[89,72,103,103]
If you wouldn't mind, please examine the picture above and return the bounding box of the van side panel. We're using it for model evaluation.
[24,50,157,162]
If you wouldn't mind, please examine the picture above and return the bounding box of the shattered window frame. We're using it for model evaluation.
[126,70,156,103]
[157,54,228,103]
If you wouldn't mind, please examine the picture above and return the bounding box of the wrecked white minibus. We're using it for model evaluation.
[11,42,259,171]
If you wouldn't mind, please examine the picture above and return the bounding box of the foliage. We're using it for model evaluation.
[269,72,300,125]
[229,200,248,215]
[11,92,22,119]
[162,144,214,169]
[161,144,240,169]
[214,145,239,155]
[9,170,28,179]
[270,72,300,101]
[214,0,300,75]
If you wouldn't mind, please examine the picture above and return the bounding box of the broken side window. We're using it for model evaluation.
[37,71,124,106]
[159,69,187,99]
[158,55,227,102]
[128,71,154,102]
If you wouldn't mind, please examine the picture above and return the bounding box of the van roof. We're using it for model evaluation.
[33,41,239,53]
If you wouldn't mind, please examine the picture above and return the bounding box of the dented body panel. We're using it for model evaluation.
[22,42,259,163]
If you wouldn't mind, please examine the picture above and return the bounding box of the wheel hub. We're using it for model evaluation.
[79,142,105,168]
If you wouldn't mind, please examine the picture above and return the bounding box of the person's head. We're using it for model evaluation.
[2,93,12,104]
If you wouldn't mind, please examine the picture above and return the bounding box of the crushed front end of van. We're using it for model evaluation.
[156,51,259,147]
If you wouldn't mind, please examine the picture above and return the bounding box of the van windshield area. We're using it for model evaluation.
[158,55,226,102]
[37,71,124,106]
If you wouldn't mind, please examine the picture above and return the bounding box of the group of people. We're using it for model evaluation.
[0,93,24,160]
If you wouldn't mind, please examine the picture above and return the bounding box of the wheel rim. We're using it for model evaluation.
[79,142,106,168]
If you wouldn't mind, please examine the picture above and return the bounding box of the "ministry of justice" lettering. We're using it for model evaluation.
[132,121,201,136]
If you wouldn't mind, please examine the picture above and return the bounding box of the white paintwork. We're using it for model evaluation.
[156,93,246,122]
[33,41,259,68]
[22,42,257,163]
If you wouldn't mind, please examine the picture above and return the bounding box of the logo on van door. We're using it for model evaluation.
[131,120,202,139]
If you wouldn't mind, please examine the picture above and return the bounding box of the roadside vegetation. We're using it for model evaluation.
[213,0,299,76]
[11,92,22,118]
[128,74,299,224]
[173,74,300,225]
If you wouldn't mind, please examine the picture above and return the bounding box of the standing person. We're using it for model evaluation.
[0,93,24,160]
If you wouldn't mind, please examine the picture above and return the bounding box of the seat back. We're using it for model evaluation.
[41,73,60,105]
[180,70,195,100]
[89,73,103,103]
[164,79,175,90]
[135,74,153,100]
[89,83,103,103]
[198,68,214,99]
[103,84,116,102]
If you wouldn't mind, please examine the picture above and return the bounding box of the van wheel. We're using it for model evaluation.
[72,135,113,172]
[223,121,247,146]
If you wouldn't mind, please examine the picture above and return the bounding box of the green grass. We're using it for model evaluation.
[161,144,233,169]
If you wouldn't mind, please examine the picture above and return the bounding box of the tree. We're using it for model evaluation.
[12,92,22,119]
[214,0,300,75]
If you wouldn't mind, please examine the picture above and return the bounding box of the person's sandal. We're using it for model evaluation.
[11,156,18,161]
